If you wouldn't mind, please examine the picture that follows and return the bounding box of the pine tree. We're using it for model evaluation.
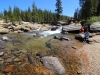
[4,10,8,23]
[13,6,21,21]
[21,10,26,21]
[32,2,38,22]
[74,8,80,20]
[27,7,32,22]
[8,6,16,24]
[0,12,3,19]
[55,0,63,21]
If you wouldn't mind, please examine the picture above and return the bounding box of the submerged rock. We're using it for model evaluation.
[41,56,66,75]
[3,65,14,73]
[27,51,36,65]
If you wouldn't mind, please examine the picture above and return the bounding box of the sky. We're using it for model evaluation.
[0,0,80,17]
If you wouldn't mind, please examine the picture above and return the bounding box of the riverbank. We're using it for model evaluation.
[56,34,100,75]
[76,35,100,75]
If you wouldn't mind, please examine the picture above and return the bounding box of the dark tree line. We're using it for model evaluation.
[0,2,67,24]
[74,0,100,20]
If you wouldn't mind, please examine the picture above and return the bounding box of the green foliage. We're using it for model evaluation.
[75,20,78,24]
[97,1,100,16]
[86,16,100,24]
[0,12,3,19]
[79,0,99,19]
[18,16,22,25]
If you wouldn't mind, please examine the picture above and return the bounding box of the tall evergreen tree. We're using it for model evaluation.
[8,6,16,24]
[79,0,99,19]
[0,12,3,19]
[97,0,100,16]
[27,7,32,22]
[4,9,8,23]
[55,0,63,21]
[13,6,21,21]
[90,0,99,16]
[74,8,79,20]
[32,2,38,22]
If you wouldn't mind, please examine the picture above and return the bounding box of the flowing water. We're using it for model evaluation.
[40,26,62,37]
[30,26,63,38]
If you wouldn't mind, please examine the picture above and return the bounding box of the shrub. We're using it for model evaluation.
[86,16,100,24]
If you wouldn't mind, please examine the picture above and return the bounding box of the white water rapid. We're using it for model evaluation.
[40,26,62,37]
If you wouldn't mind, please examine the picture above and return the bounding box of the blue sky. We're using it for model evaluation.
[0,0,80,17]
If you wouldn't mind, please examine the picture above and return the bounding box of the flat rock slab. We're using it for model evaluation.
[41,56,66,75]
[62,24,81,32]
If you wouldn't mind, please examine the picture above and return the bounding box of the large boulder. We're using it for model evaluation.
[0,28,9,34]
[90,22,100,32]
[13,25,22,31]
[21,27,30,31]
[62,24,81,32]
[41,56,66,75]
[75,33,95,42]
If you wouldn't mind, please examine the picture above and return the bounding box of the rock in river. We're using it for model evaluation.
[41,56,66,75]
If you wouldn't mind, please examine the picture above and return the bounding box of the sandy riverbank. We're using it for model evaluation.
[76,35,100,75]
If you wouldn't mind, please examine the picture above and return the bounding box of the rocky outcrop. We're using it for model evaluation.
[1,23,51,34]
[13,25,22,31]
[62,24,81,33]
[90,22,100,32]
[75,33,99,43]
[0,28,9,34]
[41,56,66,75]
